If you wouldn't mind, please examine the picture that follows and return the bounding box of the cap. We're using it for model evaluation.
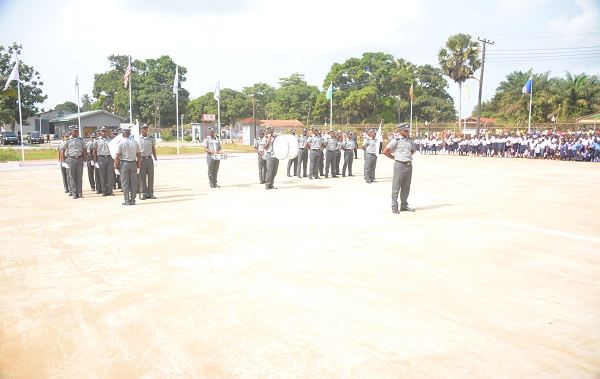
[258,129,265,134]
[208,127,215,131]
[311,126,318,131]
[346,131,353,135]
[302,128,307,132]
[140,124,149,129]
[110,129,118,134]
[397,123,410,131]
[68,125,78,131]
[289,129,296,133]
[266,126,274,131]
[328,130,334,134]
[89,132,97,137]
[98,126,107,131]
[121,127,131,133]
[62,132,70,137]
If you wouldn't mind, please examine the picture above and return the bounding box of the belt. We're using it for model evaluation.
[67,155,80,158]
[299,148,306,150]
[99,155,111,157]
[142,156,152,159]
[399,161,412,165]
[121,160,135,162]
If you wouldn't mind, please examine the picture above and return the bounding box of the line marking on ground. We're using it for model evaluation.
[490,220,600,243]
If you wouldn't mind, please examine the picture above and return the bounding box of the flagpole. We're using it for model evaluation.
[175,67,179,155]
[329,81,333,128]
[527,77,533,133]
[76,63,81,136]
[16,57,24,161]
[410,98,413,135]
[128,56,133,124]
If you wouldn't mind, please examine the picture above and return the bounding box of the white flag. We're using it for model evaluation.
[172,66,178,94]
[130,122,140,143]
[3,61,19,91]
[214,81,220,101]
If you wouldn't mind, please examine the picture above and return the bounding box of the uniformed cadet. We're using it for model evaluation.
[317,131,325,176]
[139,124,157,199]
[383,124,416,213]
[262,126,279,190]
[323,130,338,178]
[341,131,356,177]
[111,129,121,190]
[253,129,266,184]
[60,125,87,199]
[286,129,298,177]
[93,131,101,194]
[203,127,222,188]
[114,128,141,205]
[362,129,378,183]
[57,132,70,193]
[86,132,97,192]
[334,133,343,176]
[296,128,309,178]
[93,126,115,196]
[305,126,324,179]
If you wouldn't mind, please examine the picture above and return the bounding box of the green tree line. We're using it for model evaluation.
[2,36,599,131]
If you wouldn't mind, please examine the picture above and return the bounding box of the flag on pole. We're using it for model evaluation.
[325,82,333,100]
[123,63,132,88]
[522,77,532,94]
[172,66,179,94]
[409,83,414,101]
[466,84,471,99]
[3,61,19,91]
[69,65,79,100]
[214,81,220,101]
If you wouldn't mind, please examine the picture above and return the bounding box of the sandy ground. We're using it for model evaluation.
[0,151,599,378]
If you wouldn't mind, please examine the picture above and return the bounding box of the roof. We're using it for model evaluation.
[239,118,304,127]
[577,112,600,124]
[53,110,127,122]
[459,117,496,124]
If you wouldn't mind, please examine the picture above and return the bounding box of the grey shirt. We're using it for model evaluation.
[261,134,274,153]
[116,138,140,161]
[325,136,337,151]
[297,134,308,148]
[203,136,221,153]
[363,137,377,154]
[386,137,415,162]
[306,135,323,150]
[94,137,112,156]
[139,135,155,157]
[64,137,86,157]
[342,139,357,150]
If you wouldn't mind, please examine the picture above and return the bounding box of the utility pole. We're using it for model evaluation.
[476,37,494,138]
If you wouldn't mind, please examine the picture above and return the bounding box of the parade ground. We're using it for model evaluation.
[0,151,599,378]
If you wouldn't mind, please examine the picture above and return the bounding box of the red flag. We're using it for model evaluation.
[123,64,132,88]
[409,83,414,101]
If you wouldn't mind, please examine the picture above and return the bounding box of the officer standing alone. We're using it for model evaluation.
[139,124,157,199]
[383,124,416,213]
[203,127,222,188]
[61,125,87,199]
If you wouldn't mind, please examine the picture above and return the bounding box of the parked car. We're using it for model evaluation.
[2,132,19,145]
[27,131,44,144]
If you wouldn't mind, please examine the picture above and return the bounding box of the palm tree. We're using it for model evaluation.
[438,34,480,134]
[556,72,600,120]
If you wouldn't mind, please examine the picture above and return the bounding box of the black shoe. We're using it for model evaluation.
[303,175,307,177]
[366,181,371,184]
[141,195,148,200]
[122,202,131,206]
[214,184,220,188]
[260,181,265,184]
[392,209,400,214]
[324,175,329,178]
[349,174,354,177]
[314,176,320,179]
[370,180,378,183]
[332,175,338,178]
[149,196,157,199]
[73,195,78,199]
[64,190,69,193]
[96,191,102,194]
[400,207,415,212]
[309,176,313,180]
[287,173,291,177]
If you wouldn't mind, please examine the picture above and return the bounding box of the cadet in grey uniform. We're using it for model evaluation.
[60,125,87,199]
[114,128,141,205]
[305,127,323,179]
[296,128,309,178]
[254,129,266,184]
[341,131,356,177]
[334,133,342,176]
[57,132,70,193]
[203,127,222,188]
[93,126,115,196]
[86,132,97,191]
[262,126,279,189]
[286,129,298,177]
[362,129,378,183]
[383,124,416,213]
[139,124,157,199]
[111,129,121,190]
[324,130,337,178]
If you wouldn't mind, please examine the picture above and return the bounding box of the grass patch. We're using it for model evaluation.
[0,147,19,162]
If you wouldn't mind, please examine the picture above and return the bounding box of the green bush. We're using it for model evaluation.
[0,147,19,162]
[161,133,174,142]
[184,135,192,142]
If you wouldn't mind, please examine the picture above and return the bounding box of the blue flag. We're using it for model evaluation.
[326,82,333,100]
[522,77,532,94]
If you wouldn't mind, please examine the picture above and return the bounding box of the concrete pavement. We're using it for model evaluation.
[0,152,599,378]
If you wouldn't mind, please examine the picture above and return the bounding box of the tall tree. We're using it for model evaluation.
[1,43,47,129]
[265,73,319,121]
[242,83,276,120]
[438,34,480,126]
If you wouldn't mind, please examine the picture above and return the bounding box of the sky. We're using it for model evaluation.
[1,0,599,121]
